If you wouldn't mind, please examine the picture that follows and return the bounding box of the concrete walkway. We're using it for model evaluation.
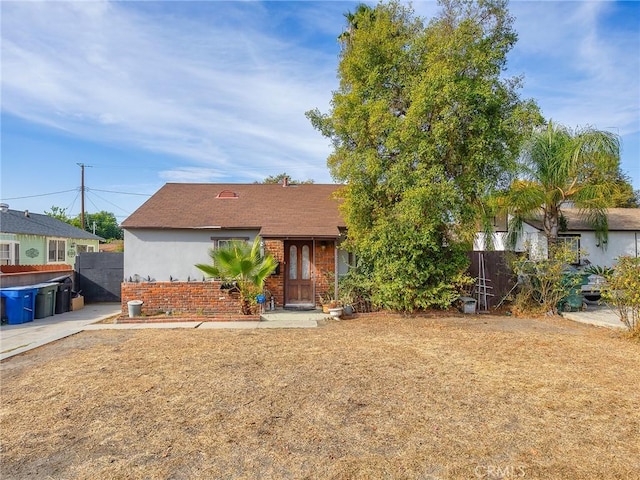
[1,306,329,361]
[561,305,625,330]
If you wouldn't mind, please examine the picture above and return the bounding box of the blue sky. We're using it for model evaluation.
[1,1,638,222]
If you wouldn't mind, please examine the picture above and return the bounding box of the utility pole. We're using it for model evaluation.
[78,163,86,230]
[77,163,92,231]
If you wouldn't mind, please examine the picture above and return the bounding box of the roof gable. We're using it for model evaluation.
[121,183,346,238]
[0,209,104,240]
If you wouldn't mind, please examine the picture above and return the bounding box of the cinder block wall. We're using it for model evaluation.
[121,281,243,317]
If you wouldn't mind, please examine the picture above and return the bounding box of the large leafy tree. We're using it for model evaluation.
[603,172,638,208]
[46,206,123,240]
[307,0,540,310]
[257,172,314,185]
[502,121,622,249]
[83,211,123,240]
[195,238,277,315]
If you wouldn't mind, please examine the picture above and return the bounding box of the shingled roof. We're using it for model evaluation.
[526,208,640,232]
[121,183,346,238]
[0,209,104,241]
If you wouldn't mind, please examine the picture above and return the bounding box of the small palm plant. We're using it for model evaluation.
[196,238,278,315]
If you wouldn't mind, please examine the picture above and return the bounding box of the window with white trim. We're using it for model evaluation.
[0,242,20,265]
[76,244,95,254]
[337,249,355,278]
[211,237,250,249]
[558,235,580,265]
[48,239,66,263]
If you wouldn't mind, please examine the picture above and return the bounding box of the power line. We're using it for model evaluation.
[85,190,131,215]
[65,189,81,215]
[86,193,102,213]
[0,189,78,201]
[89,188,152,197]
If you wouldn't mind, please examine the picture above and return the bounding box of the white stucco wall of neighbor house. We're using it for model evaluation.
[474,223,545,254]
[124,229,259,282]
[475,227,639,267]
[576,231,640,268]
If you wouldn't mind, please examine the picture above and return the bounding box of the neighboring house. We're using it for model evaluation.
[121,182,348,309]
[0,206,103,268]
[475,208,640,267]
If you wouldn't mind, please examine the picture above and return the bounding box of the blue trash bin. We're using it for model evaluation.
[0,287,38,325]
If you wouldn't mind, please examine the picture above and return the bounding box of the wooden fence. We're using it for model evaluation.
[466,251,519,310]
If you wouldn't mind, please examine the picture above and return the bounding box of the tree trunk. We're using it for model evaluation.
[544,207,560,257]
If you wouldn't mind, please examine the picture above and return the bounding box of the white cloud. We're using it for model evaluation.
[509,1,639,137]
[158,167,228,183]
[1,0,340,182]
[2,0,638,192]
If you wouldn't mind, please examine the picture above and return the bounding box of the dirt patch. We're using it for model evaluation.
[1,315,638,479]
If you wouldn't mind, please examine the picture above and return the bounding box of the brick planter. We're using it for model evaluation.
[121,281,257,319]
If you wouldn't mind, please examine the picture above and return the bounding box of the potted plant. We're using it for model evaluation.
[328,300,343,319]
[319,291,336,313]
[340,293,355,316]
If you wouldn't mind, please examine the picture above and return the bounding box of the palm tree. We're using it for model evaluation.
[196,237,278,315]
[501,120,621,251]
[338,3,375,47]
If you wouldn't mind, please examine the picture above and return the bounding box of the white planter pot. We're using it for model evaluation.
[328,307,343,319]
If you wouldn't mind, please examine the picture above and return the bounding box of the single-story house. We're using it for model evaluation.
[121,182,349,312]
[0,206,103,268]
[474,208,640,267]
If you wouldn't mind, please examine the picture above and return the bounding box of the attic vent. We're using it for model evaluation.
[216,190,239,199]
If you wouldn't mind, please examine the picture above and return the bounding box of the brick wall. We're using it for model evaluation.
[314,241,336,304]
[263,239,339,308]
[264,240,285,308]
[121,281,245,317]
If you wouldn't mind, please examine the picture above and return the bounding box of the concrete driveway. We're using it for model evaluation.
[0,303,121,361]
[561,305,625,330]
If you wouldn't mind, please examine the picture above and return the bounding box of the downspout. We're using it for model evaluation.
[334,239,339,302]
[312,238,316,306]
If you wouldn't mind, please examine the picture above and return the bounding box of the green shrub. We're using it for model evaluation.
[195,238,277,315]
[601,256,640,337]
[512,243,582,315]
[583,264,614,278]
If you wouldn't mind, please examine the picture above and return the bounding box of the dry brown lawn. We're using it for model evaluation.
[1,314,639,480]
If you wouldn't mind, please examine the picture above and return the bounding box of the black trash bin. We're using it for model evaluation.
[49,275,73,314]
[55,283,71,314]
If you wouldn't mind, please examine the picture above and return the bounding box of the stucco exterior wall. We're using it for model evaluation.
[1,233,99,267]
[474,223,545,255]
[475,228,639,267]
[575,231,639,267]
[124,228,259,282]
